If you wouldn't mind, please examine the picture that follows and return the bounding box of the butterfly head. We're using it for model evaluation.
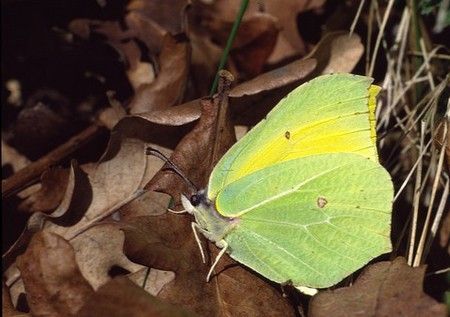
[181,190,238,244]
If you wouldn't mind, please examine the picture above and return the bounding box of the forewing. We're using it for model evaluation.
[208,74,380,199]
[219,153,393,288]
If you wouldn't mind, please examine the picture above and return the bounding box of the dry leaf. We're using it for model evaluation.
[16,231,94,316]
[260,0,326,63]
[18,167,69,214]
[229,58,316,98]
[129,35,190,114]
[190,0,325,64]
[309,257,447,317]
[77,276,197,317]
[127,0,190,35]
[305,31,364,74]
[197,12,280,77]
[146,72,236,198]
[2,282,30,317]
[71,224,147,290]
[122,214,295,317]
[1,139,30,176]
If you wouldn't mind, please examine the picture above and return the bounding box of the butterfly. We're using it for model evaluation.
[173,73,393,294]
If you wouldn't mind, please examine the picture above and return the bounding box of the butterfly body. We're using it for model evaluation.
[182,73,393,290]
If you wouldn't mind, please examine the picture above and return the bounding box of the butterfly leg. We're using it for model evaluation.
[191,222,207,263]
[206,239,228,282]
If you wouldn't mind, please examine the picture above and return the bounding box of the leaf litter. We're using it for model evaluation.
[2,1,449,316]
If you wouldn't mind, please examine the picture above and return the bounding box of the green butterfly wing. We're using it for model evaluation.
[217,153,392,288]
[207,74,380,200]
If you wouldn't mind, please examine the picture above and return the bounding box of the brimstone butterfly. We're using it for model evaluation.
[180,73,393,293]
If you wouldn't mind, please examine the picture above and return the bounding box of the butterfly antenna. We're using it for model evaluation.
[146,147,198,192]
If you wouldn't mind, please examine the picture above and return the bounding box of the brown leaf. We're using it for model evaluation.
[199,12,280,77]
[211,246,297,317]
[191,0,325,64]
[229,58,316,98]
[305,31,364,74]
[70,14,189,114]
[77,276,197,317]
[43,120,171,239]
[119,190,172,218]
[129,34,190,114]
[125,11,167,56]
[133,99,202,126]
[231,14,279,77]
[16,231,94,317]
[121,215,219,316]
[230,58,317,128]
[2,282,30,317]
[69,18,152,92]
[122,214,295,317]
[260,0,326,63]
[18,167,69,214]
[3,161,87,271]
[127,0,190,35]
[146,72,236,197]
[71,224,147,290]
[5,115,178,274]
[309,257,447,317]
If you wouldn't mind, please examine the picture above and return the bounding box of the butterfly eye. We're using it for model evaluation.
[190,194,201,206]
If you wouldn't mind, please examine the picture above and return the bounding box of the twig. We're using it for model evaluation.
[2,123,103,198]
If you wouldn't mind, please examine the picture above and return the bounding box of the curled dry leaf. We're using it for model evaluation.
[133,99,202,127]
[5,116,175,294]
[191,0,325,64]
[305,31,364,75]
[231,58,317,128]
[77,276,197,317]
[2,282,30,317]
[43,119,171,240]
[229,14,279,77]
[129,35,190,114]
[260,0,327,63]
[127,0,190,35]
[70,12,189,115]
[125,11,167,56]
[309,257,447,317]
[18,167,69,214]
[69,18,152,92]
[3,161,86,272]
[16,231,94,317]
[146,72,236,197]
[229,58,316,98]
[197,11,280,77]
